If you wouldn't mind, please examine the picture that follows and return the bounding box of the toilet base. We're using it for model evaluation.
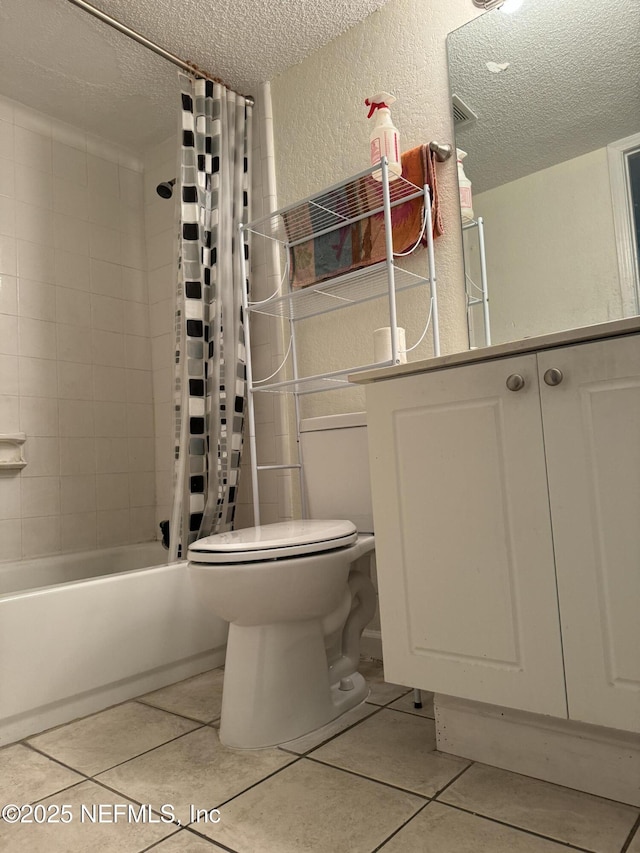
[219,618,368,749]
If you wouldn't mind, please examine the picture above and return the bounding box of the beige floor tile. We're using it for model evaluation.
[626,827,640,853]
[138,669,224,723]
[279,701,378,754]
[440,763,639,853]
[0,779,174,853]
[96,726,295,825]
[0,743,83,806]
[150,829,222,850]
[310,708,470,797]
[379,801,577,852]
[28,702,200,776]
[359,658,411,706]
[196,757,424,853]
[387,690,435,718]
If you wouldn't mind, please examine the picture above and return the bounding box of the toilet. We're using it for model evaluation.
[188,413,377,749]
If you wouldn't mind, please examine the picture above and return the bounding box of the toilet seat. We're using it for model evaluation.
[188,519,358,564]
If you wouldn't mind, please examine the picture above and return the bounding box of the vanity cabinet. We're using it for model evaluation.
[365,333,640,733]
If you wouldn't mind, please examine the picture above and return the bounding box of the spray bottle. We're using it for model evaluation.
[365,92,401,181]
[457,148,474,221]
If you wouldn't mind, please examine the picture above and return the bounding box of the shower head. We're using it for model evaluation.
[156,178,176,199]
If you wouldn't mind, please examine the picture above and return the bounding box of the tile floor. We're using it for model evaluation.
[1,660,639,853]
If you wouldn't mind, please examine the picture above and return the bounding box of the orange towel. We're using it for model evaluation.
[286,145,444,289]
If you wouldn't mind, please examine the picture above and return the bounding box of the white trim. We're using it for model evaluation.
[607,131,640,316]
[434,694,640,807]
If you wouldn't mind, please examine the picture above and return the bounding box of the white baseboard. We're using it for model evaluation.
[434,694,640,807]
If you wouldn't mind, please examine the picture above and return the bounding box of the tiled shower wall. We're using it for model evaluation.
[0,95,155,561]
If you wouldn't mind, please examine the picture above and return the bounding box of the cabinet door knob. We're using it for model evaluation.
[543,368,564,386]
[506,373,525,392]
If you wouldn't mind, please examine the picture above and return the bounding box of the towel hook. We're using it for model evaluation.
[429,142,453,162]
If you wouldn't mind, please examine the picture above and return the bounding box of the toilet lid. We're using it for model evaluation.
[188,519,357,564]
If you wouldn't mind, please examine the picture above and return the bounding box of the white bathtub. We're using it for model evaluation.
[0,542,227,745]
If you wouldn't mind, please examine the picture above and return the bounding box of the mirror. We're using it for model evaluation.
[447,0,640,347]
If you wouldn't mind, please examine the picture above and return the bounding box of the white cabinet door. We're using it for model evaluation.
[366,354,567,717]
[539,336,640,732]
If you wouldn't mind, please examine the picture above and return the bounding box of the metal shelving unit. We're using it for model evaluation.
[239,157,439,524]
[462,216,491,347]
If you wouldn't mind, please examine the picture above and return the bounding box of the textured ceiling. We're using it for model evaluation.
[0,0,393,152]
[448,0,640,193]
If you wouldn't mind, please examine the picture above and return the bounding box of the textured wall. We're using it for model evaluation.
[468,148,623,345]
[270,0,480,416]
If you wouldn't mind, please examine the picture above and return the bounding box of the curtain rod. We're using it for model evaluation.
[66,0,255,106]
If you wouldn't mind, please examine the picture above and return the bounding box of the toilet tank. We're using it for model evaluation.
[299,412,374,533]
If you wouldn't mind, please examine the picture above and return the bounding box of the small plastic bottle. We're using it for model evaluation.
[365,92,401,181]
[457,149,474,221]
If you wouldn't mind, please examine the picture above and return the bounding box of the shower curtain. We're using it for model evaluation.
[169,74,252,561]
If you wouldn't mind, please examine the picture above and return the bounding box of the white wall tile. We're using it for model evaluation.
[127,403,154,437]
[60,474,97,515]
[125,334,151,371]
[89,192,120,229]
[129,471,155,507]
[56,324,92,364]
[146,229,175,271]
[21,515,60,557]
[14,127,52,171]
[0,475,20,519]
[15,201,54,247]
[50,119,86,152]
[130,506,156,542]
[18,279,55,321]
[53,177,88,219]
[97,508,130,547]
[93,401,127,437]
[0,274,17,314]
[0,158,15,199]
[21,436,59,478]
[0,394,20,431]
[0,354,19,395]
[88,154,120,197]
[20,396,58,435]
[95,437,129,474]
[13,103,51,136]
[96,472,129,511]
[0,120,14,161]
[152,367,172,405]
[0,518,21,561]
[89,223,121,263]
[21,475,60,517]
[90,258,122,298]
[0,314,18,354]
[121,269,146,306]
[17,239,54,283]
[14,163,52,209]
[128,437,155,472]
[60,511,97,552]
[0,195,15,237]
[0,234,17,275]
[125,369,153,405]
[59,436,95,476]
[54,213,90,256]
[91,293,124,333]
[150,297,173,337]
[19,357,57,398]
[18,316,57,359]
[120,232,145,269]
[92,364,126,402]
[124,300,150,337]
[57,361,93,400]
[52,141,87,186]
[92,329,124,367]
[59,399,94,437]
[55,250,90,291]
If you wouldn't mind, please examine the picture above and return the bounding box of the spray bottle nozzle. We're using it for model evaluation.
[365,98,388,119]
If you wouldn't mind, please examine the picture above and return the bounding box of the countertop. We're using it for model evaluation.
[349,316,640,385]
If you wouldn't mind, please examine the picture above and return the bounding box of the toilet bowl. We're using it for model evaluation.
[188,413,377,749]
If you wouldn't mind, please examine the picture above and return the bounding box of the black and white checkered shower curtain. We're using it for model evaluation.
[169,74,252,560]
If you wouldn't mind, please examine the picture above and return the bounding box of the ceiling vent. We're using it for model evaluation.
[452,94,478,129]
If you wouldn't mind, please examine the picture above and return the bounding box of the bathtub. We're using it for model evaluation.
[0,542,227,745]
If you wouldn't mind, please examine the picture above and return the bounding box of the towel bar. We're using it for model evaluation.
[429,141,453,162]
